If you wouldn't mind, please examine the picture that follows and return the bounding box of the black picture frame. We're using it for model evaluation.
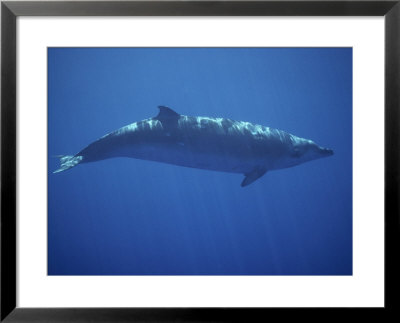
[1,0,399,321]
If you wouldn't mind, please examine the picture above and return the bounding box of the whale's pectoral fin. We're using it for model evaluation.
[241,167,267,187]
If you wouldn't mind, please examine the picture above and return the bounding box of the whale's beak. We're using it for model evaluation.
[319,147,334,157]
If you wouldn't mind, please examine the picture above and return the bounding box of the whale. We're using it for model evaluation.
[54,106,333,187]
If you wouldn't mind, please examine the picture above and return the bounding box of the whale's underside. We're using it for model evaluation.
[54,106,333,187]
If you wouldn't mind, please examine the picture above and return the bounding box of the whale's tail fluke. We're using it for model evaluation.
[53,155,83,173]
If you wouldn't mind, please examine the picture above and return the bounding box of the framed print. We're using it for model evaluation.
[1,0,399,321]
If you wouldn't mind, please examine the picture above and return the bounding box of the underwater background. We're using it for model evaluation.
[48,48,352,275]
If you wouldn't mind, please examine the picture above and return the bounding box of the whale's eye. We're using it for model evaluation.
[292,148,301,158]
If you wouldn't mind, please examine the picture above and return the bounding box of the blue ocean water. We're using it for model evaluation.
[48,48,352,275]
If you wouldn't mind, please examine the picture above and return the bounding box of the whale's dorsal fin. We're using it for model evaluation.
[156,106,180,120]
[155,106,180,128]
[241,167,267,187]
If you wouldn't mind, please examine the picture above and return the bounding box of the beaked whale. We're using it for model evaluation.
[54,106,333,187]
